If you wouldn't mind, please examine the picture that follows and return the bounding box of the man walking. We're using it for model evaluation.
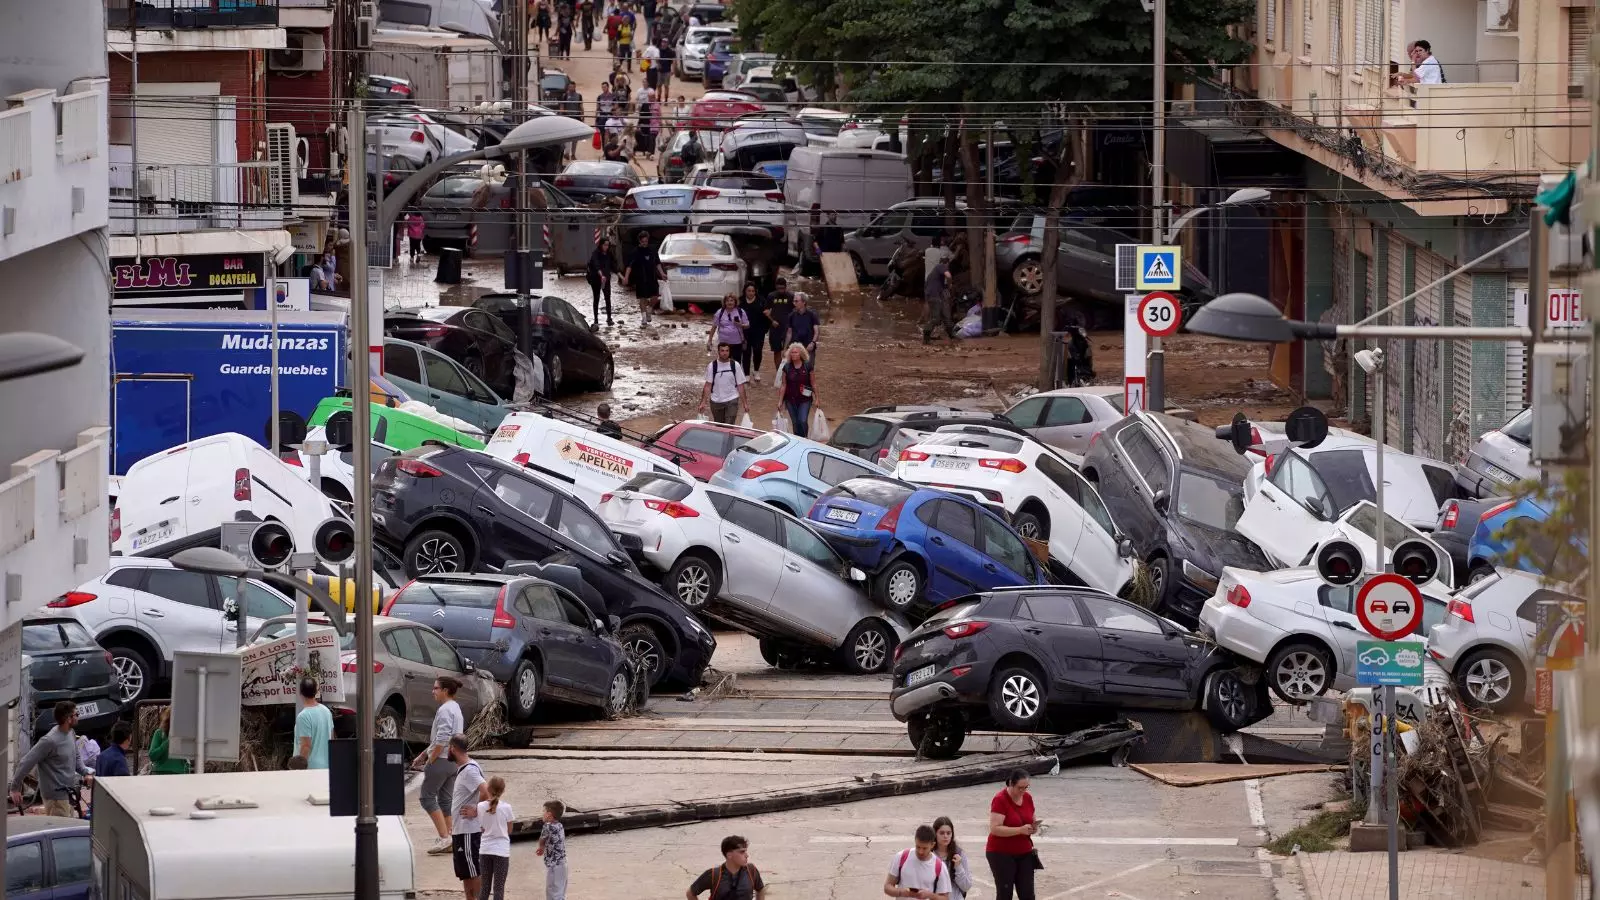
[688,835,765,900]
[294,675,333,770]
[448,734,488,900]
[884,825,952,900]
[763,277,795,365]
[10,702,92,817]
[782,293,821,368]
[624,230,668,326]
[922,257,955,343]
[698,343,749,424]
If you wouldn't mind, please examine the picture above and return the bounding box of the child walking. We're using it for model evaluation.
[476,777,514,900]
[537,800,568,900]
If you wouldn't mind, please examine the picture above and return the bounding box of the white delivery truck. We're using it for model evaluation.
[92,769,415,900]
[782,147,913,260]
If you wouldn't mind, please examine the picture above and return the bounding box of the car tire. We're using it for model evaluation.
[547,355,565,394]
[598,357,615,390]
[1146,555,1171,610]
[376,703,404,741]
[107,645,153,705]
[1011,256,1045,295]
[403,529,468,577]
[850,252,868,284]
[1265,642,1334,704]
[1455,647,1523,712]
[839,619,896,674]
[508,659,541,722]
[1468,564,1496,584]
[619,623,669,686]
[604,667,632,718]
[906,709,965,759]
[875,559,923,611]
[988,665,1047,731]
[664,553,720,610]
[1012,507,1049,541]
[1203,669,1257,732]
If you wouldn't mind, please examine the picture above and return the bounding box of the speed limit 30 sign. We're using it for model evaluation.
[1138,292,1182,338]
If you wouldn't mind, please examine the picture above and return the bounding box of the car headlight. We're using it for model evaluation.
[1180,559,1219,593]
[684,616,708,637]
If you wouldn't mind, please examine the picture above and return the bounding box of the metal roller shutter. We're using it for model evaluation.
[1449,273,1475,459]
[1382,232,1407,446]
[1470,275,1510,437]
[134,90,219,211]
[1505,279,1529,421]
[1410,249,1448,459]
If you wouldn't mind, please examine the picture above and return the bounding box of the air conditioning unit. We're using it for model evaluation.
[270,32,327,72]
[266,124,299,206]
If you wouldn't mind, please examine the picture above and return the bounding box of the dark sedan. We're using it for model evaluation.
[383,305,521,400]
[888,588,1271,757]
[553,160,644,203]
[472,292,615,394]
[1434,496,1509,585]
[22,616,122,739]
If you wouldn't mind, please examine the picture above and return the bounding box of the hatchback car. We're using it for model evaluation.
[371,445,715,687]
[659,232,747,306]
[599,473,907,673]
[1466,495,1584,583]
[380,338,520,435]
[1001,387,1126,455]
[645,420,762,481]
[4,817,95,899]
[687,171,785,232]
[828,405,1018,467]
[553,160,644,203]
[708,431,885,516]
[1455,407,1537,498]
[656,128,722,183]
[472,293,615,394]
[21,615,123,738]
[676,25,735,78]
[995,215,1213,313]
[1427,567,1552,712]
[384,574,634,720]
[384,306,520,399]
[807,477,1051,620]
[888,588,1271,758]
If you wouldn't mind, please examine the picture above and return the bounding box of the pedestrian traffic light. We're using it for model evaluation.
[1313,538,1364,586]
[312,517,356,567]
[249,521,295,570]
[324,410,354,452]
[1390,539,1441,586]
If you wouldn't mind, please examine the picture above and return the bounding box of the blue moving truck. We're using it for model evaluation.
[111,309,347,474]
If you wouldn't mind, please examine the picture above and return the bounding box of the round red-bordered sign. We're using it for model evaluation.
[1137,292,1182,337]
[1355,573,1425,641]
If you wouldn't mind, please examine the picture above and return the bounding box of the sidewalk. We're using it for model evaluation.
[1297,849,1547,900]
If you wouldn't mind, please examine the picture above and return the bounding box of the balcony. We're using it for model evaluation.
[104,0,279,29]
[109,149,284,235]
[0,84,109,263]
[0,430,109,632]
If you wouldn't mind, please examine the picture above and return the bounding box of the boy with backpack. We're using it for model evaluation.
[687,835,764,900]
[883,825,952,900]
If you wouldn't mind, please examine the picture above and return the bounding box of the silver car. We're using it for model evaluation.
[1426,567,1551,713]
[1001,386,1125,454]
[251,614,504,744]
[1455,407,1537,498]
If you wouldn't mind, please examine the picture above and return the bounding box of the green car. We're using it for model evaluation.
[307,396,487,451]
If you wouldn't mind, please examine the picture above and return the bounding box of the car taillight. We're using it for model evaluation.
[394,84,411,96]
[382,579,414,615]
[877,448,889,460]
[500,195,514,209]
[1225,584,1251,608]
[712,262,740,270]
[410,131,425,143]
[695,188,721,200]
[1263,454,1276,475]
[492,585,515,628]
[110,506,121,543]
[1441,501,1460,530]
[554,175,574,186]
[765,191,784,202]
[742,459,788,478]
[600,492,614,504]
[534,314,552,326]
[623,194,639,209]
[1087,432,1101,451]
[282,454,303,467]
[876,502,904,532]
[979,457,1027,473]
[1250,427,1262,445]
[48,591,97,608]
[511,452,532,466]
[417,324,449,338]
[942,620,990,639]
[1480,500,1515,523]
[1002,234,1030,244]
[893,643,903,663]
[669,156,684,167]
[644,498,700,518]
[395,458,443,477]
[609,179,634,189]
[342,654,385,674]
[1447,599,1475,623]
[234,468,251,501]
[899,450,930,462]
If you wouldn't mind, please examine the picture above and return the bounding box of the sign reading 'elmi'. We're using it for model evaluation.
[111,253,267,297]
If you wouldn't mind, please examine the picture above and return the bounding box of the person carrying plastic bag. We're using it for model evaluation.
[774,343,815,438]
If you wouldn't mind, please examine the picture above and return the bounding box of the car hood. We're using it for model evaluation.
[1175,522,1270,573]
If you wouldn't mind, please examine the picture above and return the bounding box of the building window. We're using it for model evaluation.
[1389,0,1403,67]
[1266,0,1277,46]
[1570,7,1589,99]
[1329,0,1343,67]
[1353,0,1382,68]
[1303,0,1313,55]
[1283,0,1293,49]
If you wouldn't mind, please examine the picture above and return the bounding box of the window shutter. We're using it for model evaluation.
[1303,0,1314,54]
[1570,8,1589,92]
[1330,0,1343,67]
[1390,0,1403,65]
[1266,0,1278,44]
[1283,0,1293,48]
[1353,0,1367,66]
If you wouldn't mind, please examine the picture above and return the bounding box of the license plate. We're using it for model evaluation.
[1485,463,1516,485]
[75,702,101,718]
[931,458,971,471]
[825,507,860,524]
[434,212,461,221]
[131,523,176,550]
[906,664,936,687]
[649,198,680,207]
[726,197,754,205]
[678,266,711,280]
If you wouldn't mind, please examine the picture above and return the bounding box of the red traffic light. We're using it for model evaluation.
[1314,539,1364,586]
[1390,539,1440,586]
[313,517,357,566]
[249,522,294,569]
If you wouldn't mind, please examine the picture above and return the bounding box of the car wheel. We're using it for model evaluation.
[507,659,541,722]
[988,665,1046,731]
[598,357,615,390]
[876,559,923,611]
[403,530,467,577]
[839,619,895,674]
[850,252,868,284]
[664,554,719,610]
[1012,508,1048,541]
[1147,555,1170,609]
[547,355,565,394]
[619,623,668,686]
[1468,564,1496,584]
[1265,642,1333,703]
[1456,647,1523,712]
[758,638,781,667]
[906,709,965,759]
[1203,669,1257,732]
[376,703,403,741]
[1011,257,1045,295]
[108,646,153,705]
[604,668,632,717]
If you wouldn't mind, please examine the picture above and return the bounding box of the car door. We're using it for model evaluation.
[1057,228,1107,292]
[1013,593,1104,702]
[519,583,587,695]
[913,499,989,600]
[1034,396,1099,453]
[1236,451,1336,567]
[715,496,788,609]
[1315,582,1375,677]
[856,208,912,272]
[473,465,563,567]
[138,567,226,654]
[383,341,426,396]
[976,510,1044,588]
[1037,454,1124,592]
[380,625,440,739]
[49,832,94,900]
[415,344,478,424]
[803,451,881,513]
[550,300,595,379]
[773,516,860,645]
[413,624,482,721]
[1077,594,1192,706]
[5,839,47,900]
[1003,396,1049,440]
[557,590,615,700]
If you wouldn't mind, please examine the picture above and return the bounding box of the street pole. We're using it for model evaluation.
[234,575,248,649]
[346,104,380,900]
[513,0,536,359]
[1147,0,1168,412]
[1365,355,1387,831]
[983,120,998,319]
[268,264,279,454]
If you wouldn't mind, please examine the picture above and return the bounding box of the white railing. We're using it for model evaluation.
[56,92,100,164]
[57,439,101,524]
[109,157,282,233]
[0,430,109,628]
[0,105,32,184]
[0,465,36,557]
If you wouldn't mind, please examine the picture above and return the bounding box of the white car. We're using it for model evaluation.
[367,119,444,167]
[482,411,691,510]
[48,557,298,704]
[658,232,746,305]
[113,432,346,558]
[677,26,735,77]
[1428,566,1552,712]
[796,107,849,147]
[1199,566,1448,702]
[891,424,1135,596]
[1001,386,1126,454]
[291,426,401,502]
[1455,406,1537,498]
[598,472,907,673]
[688,170,785,232]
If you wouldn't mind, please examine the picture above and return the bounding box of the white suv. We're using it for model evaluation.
[892,424,1135,596]
[49,557,297,704]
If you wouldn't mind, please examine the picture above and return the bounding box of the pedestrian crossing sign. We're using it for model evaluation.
[1135,245,1182,291]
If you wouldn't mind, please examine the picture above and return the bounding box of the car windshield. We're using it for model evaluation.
[259,620,355,650]
[21,620,95,652]
[741,84,788,102]
[822,478,915,509]
[424,176,483,199]
[1342,502,1423,552]
[393,581,500,609]
[799,115,844,136]
[662,235,733,256]
[705,173,779,191]
[565,161,627,176]
[619,473,693,502]
[830,417,891,449]
[1499,408,1532,446]
[921,431,1024,454]
[1174,469,1246,531]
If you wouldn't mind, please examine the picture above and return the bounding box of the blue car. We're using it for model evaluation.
[708,431,886,516]
[6,816,93,899]
[807,476,1050,620]
[1466,495,1584,582]
[704,36,739,86]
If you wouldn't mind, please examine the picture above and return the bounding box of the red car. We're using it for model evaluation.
[688,95,766,130]
[647,420,761,481]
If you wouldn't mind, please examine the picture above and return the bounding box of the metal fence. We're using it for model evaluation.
[109,160,282,234]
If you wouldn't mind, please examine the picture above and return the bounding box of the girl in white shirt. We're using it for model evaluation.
[476,776,515,900]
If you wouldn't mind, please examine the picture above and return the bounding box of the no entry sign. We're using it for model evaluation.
[1137,292,1182,337]
[1356,574,1425,641]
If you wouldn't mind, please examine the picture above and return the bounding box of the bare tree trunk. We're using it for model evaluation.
[958,120,986,304]
[1038,124,1090,390]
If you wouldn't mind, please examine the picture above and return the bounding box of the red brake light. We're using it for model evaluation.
[609,179,633,189]
[492,585,515,629]
[382,579,414,615]
[1262,454,1276,475]
[979,457,1027,473]
[942,620,990,639]
[511,452,532,466]
[877,448,889,460]
[534,314,552,326]
[410,131,425,143]
[48,591,97,609]
[600,492,614,504]
[110,507,121,543]
[554,175,574,186]
[282,454,303,467]
[393,84,411,96]
[1249,427,1262,445]
[1087,432,1101,451]
[1479,500,1515,523]
[342,654,385,674]
[1441,501,1460,530]
[876,502,904,532]
[695,188,721,200]
[669,156,683,166]
[1447,599,1475,623]
[395,458,443,478]
[1002,234,1030,244]
[417,324,449,338]
[623,194,639,209]
[712,262,740,271]
[1226,584,1251,608]
[765,191,784,202]
[643,498,700,518]
[234,468,251,501]
[742,459,789,478]
[899,450,930,462]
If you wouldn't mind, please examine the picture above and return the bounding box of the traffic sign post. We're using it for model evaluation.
[1138,291,1182,337]
[1134,246,1182,415]
[1355,641,1425,687]
[1351,573,1423,896]
[1124,376,1146,414]
[1356,574,1426,641]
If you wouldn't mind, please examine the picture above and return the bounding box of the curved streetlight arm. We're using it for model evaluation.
[376,145,506,242]
[1162,206,1210,244]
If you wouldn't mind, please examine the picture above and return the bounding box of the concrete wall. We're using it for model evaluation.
[0,0,108,98]
[1407,0,1479,81]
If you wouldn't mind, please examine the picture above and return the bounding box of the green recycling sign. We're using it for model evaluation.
[1355,641,1424,687]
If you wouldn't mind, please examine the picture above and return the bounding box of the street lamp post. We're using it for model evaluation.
[167,547,349,636]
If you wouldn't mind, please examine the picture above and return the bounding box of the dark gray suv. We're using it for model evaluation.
[827,405,1023,467]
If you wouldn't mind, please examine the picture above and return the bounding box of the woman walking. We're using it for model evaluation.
[587,237,616,326]
[986,769,1041,900]
[739,282,768,374]
[934,816,974,900]
[707,292,748,364]
[411,676,466,856]
[775,343,814,437]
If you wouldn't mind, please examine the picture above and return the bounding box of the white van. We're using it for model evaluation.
[483,411,691,509]
[783,147,913,258]
[112,432,343,557]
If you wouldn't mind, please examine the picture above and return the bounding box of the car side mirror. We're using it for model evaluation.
[1152,490,1169,514]
[606,550,631,568]
[848,566,867,582]
[1305,496,1332,520]
[1117,538,1134,560]
[594,618,606,632]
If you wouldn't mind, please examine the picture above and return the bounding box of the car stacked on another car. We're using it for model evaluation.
[828,405,1018,468]
[483,410,693,509]
[688,171,786,234]
[472,292,615,394]
[553,160,645,203]
[709,431,884,516]
[383,306,521,399]
[380,338,521,435]
[621,184,698,247]
[1455,407,1537,498]
[1001,387,1127,455]
[645,420,762,481]
[20,614,124,739]
[1427,566,1554,712]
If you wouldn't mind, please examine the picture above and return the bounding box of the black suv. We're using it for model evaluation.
[829,406,1024,466]
[888,588,1270,758]
[371,445,716,688]
[1080,412,1270,624]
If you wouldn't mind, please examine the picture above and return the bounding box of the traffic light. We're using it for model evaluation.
[249,521,295,570]
[1313,538,1364,586]
[1391,539,1441,585]
[312,517,356,567]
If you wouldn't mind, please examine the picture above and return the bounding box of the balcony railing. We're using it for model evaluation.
[109,152,283,234]
[104,0,279,29]
[0,430,109,631]
[0,84,108,262]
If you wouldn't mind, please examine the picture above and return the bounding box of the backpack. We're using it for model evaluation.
[896,850,944,886]
[707,863,760,898]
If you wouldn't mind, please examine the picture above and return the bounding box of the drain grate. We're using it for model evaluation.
[1183,859,1274,878]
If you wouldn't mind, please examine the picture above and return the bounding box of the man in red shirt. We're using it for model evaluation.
[985,770,1040,900]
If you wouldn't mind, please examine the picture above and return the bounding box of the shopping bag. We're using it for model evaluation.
[658,282,674,312]
[592,128,603,150]
[737,412,754,429]
[772,413,790,434]
[812,409,830,441]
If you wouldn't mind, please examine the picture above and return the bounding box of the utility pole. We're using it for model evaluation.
[983,120,998,324]
[511,0,537,359]
[1147,0,1168,412]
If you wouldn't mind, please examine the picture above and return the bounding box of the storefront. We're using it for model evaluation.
[110,251,267,308]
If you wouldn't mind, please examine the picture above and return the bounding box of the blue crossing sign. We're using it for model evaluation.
[1134,245,1182,291]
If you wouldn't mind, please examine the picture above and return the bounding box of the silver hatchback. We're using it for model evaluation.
[1455,407,1537,498]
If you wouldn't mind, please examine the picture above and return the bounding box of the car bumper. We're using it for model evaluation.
[683,57,705,73]
[664,271,744,302]
[808,522,893,569]
[890,681,959,719]
[607,520,683,571]
[33,693,121,736]
[1423,620,1472,672]
[1197,593,1282,665]
[1454,459,1517,499]
[1166,576,1216,625]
